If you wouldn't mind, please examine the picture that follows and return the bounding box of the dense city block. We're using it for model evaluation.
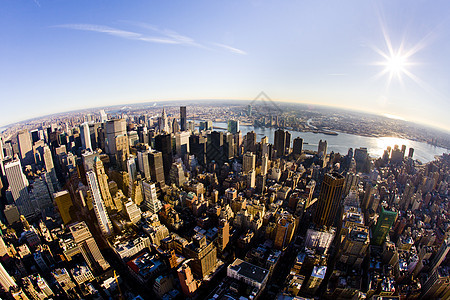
[0,104,449,300]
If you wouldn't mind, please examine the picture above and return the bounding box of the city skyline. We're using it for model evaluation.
[1,1,450,131]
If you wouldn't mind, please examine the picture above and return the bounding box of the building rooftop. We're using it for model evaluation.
[229,258,269,284]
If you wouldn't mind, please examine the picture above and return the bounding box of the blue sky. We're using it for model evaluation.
[1,0,450,131]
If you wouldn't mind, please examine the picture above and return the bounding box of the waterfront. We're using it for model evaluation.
[213,122,449,163]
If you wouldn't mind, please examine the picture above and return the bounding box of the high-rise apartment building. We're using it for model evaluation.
[184,233,217,279]
[86,171,113,236]
[314,172,345,227]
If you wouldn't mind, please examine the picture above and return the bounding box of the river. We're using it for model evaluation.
[212,122,449,163]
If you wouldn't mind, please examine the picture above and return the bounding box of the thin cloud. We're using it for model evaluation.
[32,0,41,7]
[127,21,207,49]
[327,73,347,76]
[55,23,247,55]
[56,24,141,39]
[213,43,247,55]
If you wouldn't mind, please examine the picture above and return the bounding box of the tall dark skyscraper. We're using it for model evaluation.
[190,134,207,166]
[274,129,288,157]
[180,106,187,132]
[154,134,173,182]
[207,131,227,166]
[314,172,345,227]
[149,150,165,187]
[293,137,303,156]
[227,120,239,134]
[245,131,256,153]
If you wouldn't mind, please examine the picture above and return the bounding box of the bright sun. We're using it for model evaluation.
[384,53,408,76]
[374,47,414,86]
[371,20,425,87]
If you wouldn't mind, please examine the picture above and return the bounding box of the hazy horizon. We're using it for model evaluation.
[2,98,450,136]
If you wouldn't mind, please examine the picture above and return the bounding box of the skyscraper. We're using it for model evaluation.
[127,157,137,199]
[142,181,162,214]
[159,108,170,133]
[17,129,33,165]
[175,131,190,157]
[149,150,165,187]
[243,152,256,174]
[0,261,17,293]
[43,145,57,187]
[245,131,256,153]
[318,140,327,158]
[371,206,398,246]
[69,222,110,273]
[114,134,129,171]
[314,172,345,227]
[180,106,187,132]
[99,109,108,123]
[86,171,113,236]
[5,159,34,218]
[227,120,239,134]
[124,200,142,224]
[53,190,74,225]
[207,131,227,166]
[169,162,186,187]
[137,150,151,180]
[172,118,180,133]
[429,237,450,273]
[274,129,290,157]
[80,122,92,151]
[223,132,234,159]
[154,133,173,181]
[189,134,207,166]
[93,157,114,211]
[261,153,269,176]
[293,137,303,156]
[105,119,126,155]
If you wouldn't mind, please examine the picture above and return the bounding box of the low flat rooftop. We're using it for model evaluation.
[228,258,269,284]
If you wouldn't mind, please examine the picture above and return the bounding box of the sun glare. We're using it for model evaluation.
[384,53,408,76]
[370,14,428,88]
